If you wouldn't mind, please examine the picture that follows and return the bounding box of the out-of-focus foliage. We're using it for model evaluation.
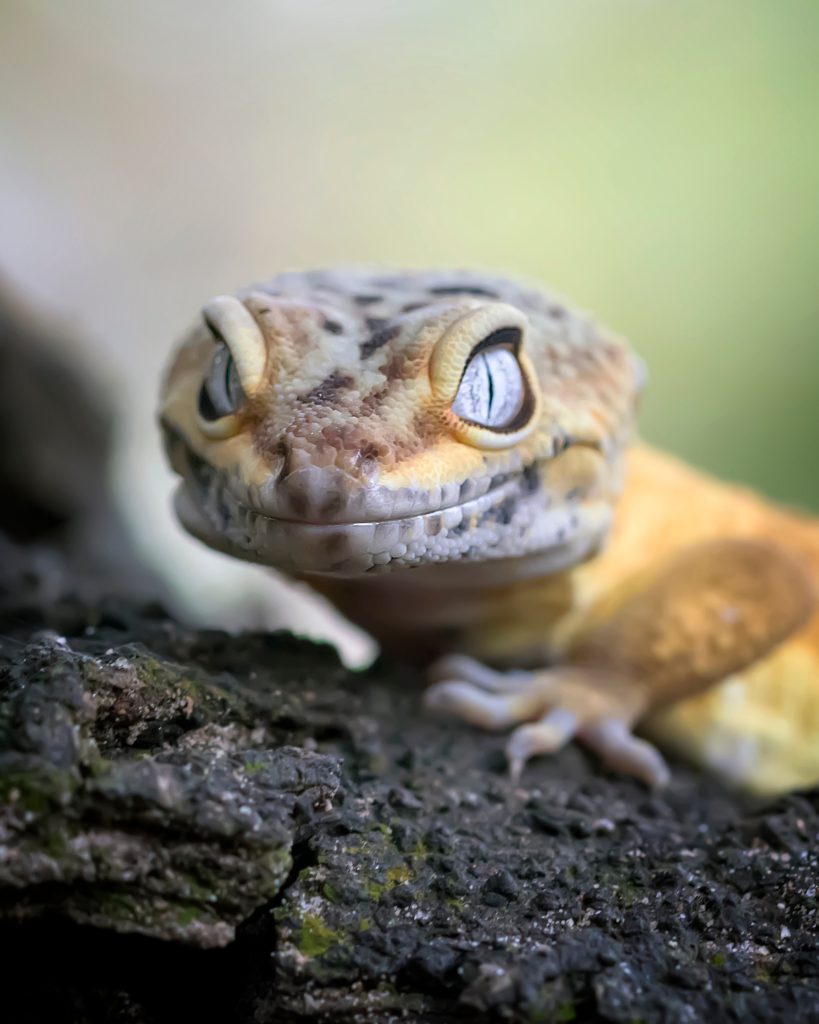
[1,1,817,641]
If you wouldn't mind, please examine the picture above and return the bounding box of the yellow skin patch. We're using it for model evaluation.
[159,268,819,796]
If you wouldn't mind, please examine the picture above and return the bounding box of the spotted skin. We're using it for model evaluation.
[160,268,819,795]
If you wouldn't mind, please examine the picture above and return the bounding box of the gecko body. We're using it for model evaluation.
[160,268,819,795]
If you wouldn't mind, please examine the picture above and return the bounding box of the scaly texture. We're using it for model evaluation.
[159,268,819,794]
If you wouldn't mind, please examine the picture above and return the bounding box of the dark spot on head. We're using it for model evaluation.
[383,351,410,381]
[428,284,500,298]
[425,517,442,537]
[478,494,516,527]
[323,317,343,335]
[401,301,428,313]
[406,410,446,457]
[360,324,401,359]
[186,449,215,493]
[215,486,231,530]
[320,498,346,523]
[521,464,540,495]
[287,492,309,518]
[359,381,390,415]
[495,495,517,525]
[354,294,382,306]
[365,316,388,332]
[305,372,354,405]
[548,304,567,319]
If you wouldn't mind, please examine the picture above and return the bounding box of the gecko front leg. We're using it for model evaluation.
[425,539,815,786]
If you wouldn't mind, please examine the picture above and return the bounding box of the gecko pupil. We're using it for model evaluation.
[486,354,495,417]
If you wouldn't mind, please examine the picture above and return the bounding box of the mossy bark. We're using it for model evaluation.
[2,601,819,1022]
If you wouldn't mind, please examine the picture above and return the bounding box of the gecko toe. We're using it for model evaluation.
[425,679,548,730]
[505,708,579,779]
[425,681,514,729]
[427,655,534,693]
[580,719,671,789]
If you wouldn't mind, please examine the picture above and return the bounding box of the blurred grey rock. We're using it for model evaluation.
[0,283,162,605]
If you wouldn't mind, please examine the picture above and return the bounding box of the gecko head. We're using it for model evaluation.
[159,269,643,579]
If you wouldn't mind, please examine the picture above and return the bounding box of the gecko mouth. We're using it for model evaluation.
[171,439,611,579]
[234,467,524,528]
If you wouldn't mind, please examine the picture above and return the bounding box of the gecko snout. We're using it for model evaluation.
[271,463,366,524]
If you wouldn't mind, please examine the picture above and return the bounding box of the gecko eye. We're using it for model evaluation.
[452,331,526,430]
[198,339,245,421]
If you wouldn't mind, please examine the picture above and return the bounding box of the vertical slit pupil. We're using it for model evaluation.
[484,353,494,418]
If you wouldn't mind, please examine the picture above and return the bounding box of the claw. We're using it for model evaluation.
[506,708,578,781]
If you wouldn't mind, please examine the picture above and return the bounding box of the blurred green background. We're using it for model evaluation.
[1,0,818,649]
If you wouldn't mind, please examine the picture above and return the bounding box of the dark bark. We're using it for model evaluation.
[2,598,819,1023]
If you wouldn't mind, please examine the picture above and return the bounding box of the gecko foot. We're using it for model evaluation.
[424,656,669,788]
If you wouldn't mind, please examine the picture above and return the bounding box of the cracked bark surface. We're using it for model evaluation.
[2,597,819,1023]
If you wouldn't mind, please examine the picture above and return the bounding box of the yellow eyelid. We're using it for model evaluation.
[194,295,267,439]
[429,302,529,400]
[202,295,268,395]
[429,302,541,450]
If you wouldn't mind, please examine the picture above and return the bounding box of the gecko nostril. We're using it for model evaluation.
[274,465,363,524]
[275,439,293,480]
